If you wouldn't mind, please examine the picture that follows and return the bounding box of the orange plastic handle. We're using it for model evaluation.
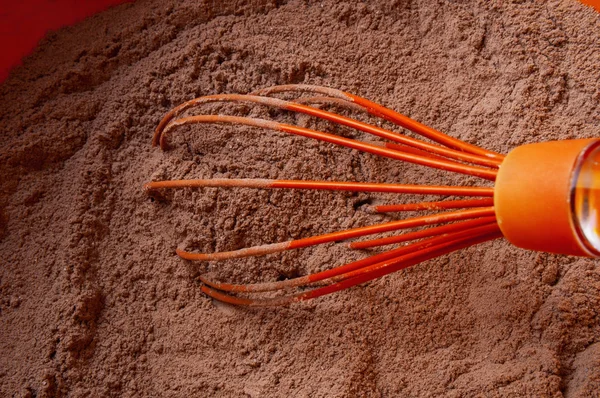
[495,139,599,257]
[580,0,600,12]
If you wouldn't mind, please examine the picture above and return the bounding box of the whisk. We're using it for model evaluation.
[146,84,600,306]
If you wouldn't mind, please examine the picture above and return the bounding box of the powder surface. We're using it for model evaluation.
[1,0,600,396]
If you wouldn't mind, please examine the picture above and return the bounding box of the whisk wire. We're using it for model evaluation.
[154,93,501,168]
[159,114,498,180]
[145,178,494,196]
[199,219,499,294]
[348,216,497,249]
[147,84,506,305]
[373,198,495,213]
[176,207,495,261]
[200,225,503,307]
[252,84,505,159]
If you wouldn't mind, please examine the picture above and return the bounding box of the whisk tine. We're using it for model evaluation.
[383,142,453,162]
[154,93,501,169]
[199,219,499,294]
[175,207,495,261]
[373,198,495,213]
[147,84,511,305]
[349,216,497,250]
[159,114,497,180]
[200,226,503,307]
[145,178,494,196]
[252,84,505,160]
[290,95,366,113]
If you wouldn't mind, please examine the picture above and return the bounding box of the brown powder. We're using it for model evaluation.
[1,0,600,396]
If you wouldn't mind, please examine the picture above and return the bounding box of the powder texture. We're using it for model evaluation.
[1,0,600,396]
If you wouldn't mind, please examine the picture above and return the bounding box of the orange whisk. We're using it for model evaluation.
[145,84,600,306]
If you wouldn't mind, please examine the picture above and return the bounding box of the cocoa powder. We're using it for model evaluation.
[1,0,599,396]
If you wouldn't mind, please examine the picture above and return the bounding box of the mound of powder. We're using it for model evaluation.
[1,0,599,396]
